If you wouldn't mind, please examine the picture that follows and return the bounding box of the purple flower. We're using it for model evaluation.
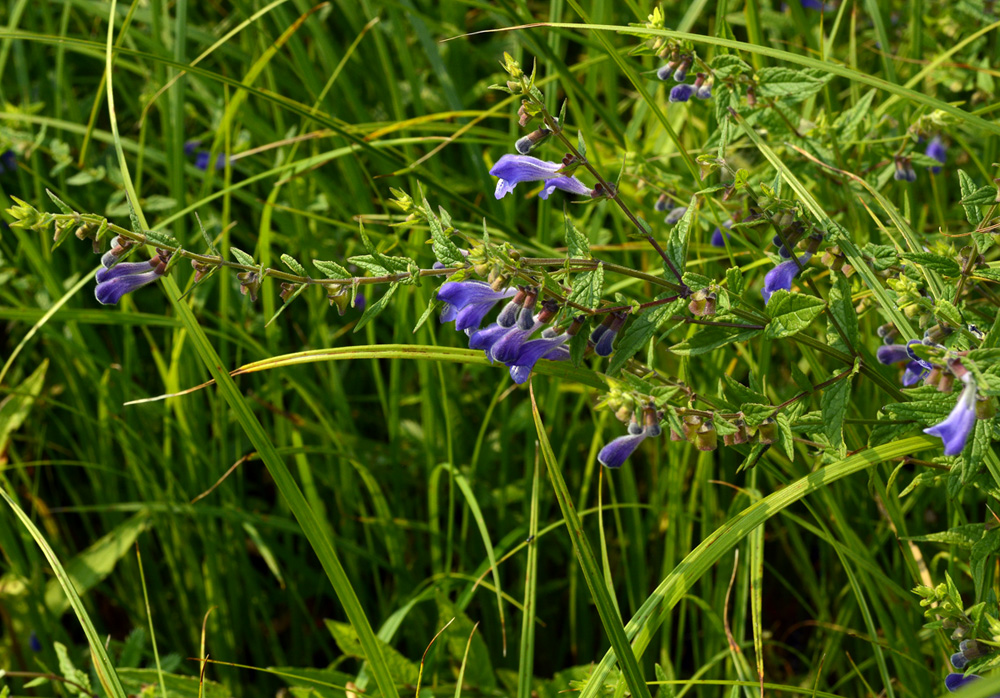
[0,149,16,174]
[490,154,578,200]
[468,323,511,356]
[490,322,541,364]
[926,136,947,174]
[539,176,592,200]
[801,0,829,9]
[877,343,911,365]
[94,259,164,305]
[509,339,569,384]
[894,157,917,182]
[946,673,981,693]
[924,376,978,456]
[29,631,41,652]
[762,253,812,304]
[670,84,695,103]
[902,360,929,386]
[437,281,516,331]
[696,85,712,100]
[952,652,969,670]
[598,423,650,469]
[711,220,733,247]
[195,151,228,171]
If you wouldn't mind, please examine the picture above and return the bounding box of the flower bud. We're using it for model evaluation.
[517,287,540,329]
[191,258,213,283]
[594,312,626,357]
[746,83,757,107]
[654,193,672,212]
[515,127,553,155]
[673,57,691,82]
[536,298,559,324]
[656,60,678,81]
[894,156,917,182]
[497,287,527,328]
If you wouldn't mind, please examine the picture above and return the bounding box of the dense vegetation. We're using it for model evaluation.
[2,2,1000,697]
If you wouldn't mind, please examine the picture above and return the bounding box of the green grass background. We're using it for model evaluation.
[0,1,997,697]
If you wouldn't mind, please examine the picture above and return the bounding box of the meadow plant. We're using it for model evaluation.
[4,2,1000,697]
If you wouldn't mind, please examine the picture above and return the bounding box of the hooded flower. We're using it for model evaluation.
[508,334,570,379]
[762,253,812,304]
[670,84,696,103]
[468,322,512,356]
[926,136,947,174]
[877,343,911,365]
[539,176,592,200]
[903,360,929,387]
[711,220,733,247]
[925,375,978,456]
[945,674,981,693]
[94,258,165,305]
[598,422,650,469]
[490,322,542,364]
[490,154,589,200]
[437,281,516,332]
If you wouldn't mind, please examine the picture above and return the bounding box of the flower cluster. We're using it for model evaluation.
[490,154,593,201]
[437,281,591,385]
[656,53,712,102]
[94,236,169,305]
[599,404,663,468]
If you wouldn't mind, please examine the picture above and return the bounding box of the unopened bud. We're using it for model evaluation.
[594,312,626,357]
[517,287,540,329]
[536,298,559,324]
[515,127,552,155]
[498,287,527,328]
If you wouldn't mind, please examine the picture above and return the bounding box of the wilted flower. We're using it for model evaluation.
[762,253,812,304]
[926,136,947,174]
[490,154,590,200]
[437,280,517,332]
[894,156,917,182]
[924,375,978,456]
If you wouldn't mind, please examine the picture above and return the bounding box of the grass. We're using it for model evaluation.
[1,1,999,697]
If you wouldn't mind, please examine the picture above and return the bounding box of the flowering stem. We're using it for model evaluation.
[524,93,688,290]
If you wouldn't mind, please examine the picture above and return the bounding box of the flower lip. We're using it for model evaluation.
[670,84,696,103]
[762,253,812,304]
[95,268,163,305]
[945,673,981,693]
[489,154,562,199]
[598,430,649,469]
[876,343,911,365]
[924,376,979,456]
[539,175,592,200]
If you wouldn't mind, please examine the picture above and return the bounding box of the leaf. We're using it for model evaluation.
[905,524,985,548]
[681,272,712,292]
[313,259,351,279]
[231,246,256,266]
[413,298,436,333]
[45,513,149,616]
[961,184,996,206]
[725,266,744,297]
[565,212,591,260]
[764,290,825,339]
[959,169,985,226]
[567,267,605,310]
[776,412,795,460]
[55,642,92,696]
[721,374,767,406]
[972,528,1000,601]
[933,298,963,326]
[740,403,774,428]
[670,324,762,356]
[665,199,695,277]
[436,595,496,688]
[901,252,961,277]
[424,197,465,267]
[0,360,48,454]
[826,275,859,353]
[116,669,230,698]
[861,243,898,271]
[354,283,398,332]
[606,298,682,376]
[570,328,589,368]
[281,254,307,276]
[326,620,419,685]
[756,67,832,102]
[46,188,75,215]
[821,373,852,454]
[834,89,876,141]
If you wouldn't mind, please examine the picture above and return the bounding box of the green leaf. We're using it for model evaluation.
[834,89,876,141]
[961,184,996,207]
[665,199,695,277]
[764,290,825,339]
[721,373,767,406]
[45,513,149,616]
[740,403,774,428]
[821,373,852,454]
[567,267,605,310]
[670,324,762,356]
[570,328,589,368]
[933,298,964,326]
[326,620,419,685]
[905,524,985,548]
[756,67,832,102]
[826,275,859,353]
[313,259,351,279]
[901,252,961,277]
[861,243,898,271]
[116,669,230,698]
[725,266,744,297]
[354,282,398,332]
[281,253,307,276]
[606,298,682,376]
[55,641,92,696]
[46,188,75,215]
[413,298,436,333]
[424,197,465,266]
[436,595,496,688]
[959,169,985,226]
[972,528,1000,601]
[565,214,591,259]
[0,360,48,454]
[681,272,712,292]
[776,412,795,460]
[231,246,256,266]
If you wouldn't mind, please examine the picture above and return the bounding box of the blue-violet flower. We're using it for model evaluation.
[924,375,978,456]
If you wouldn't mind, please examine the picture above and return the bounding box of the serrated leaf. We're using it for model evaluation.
[902,252,961,277]
[741,403,774,428]
[670,324,762,356]
[764,290,825,339]
[725,266,744,297]
[933,298,963,326]
[326,620,419,685]
[423,197,465,266]
[55,642,92,695]
[827,275,858,353]
[313,259,351,279]
[681,272,712,291]
[959,169,985,226]
[961,184,996,206]
[834,89,876,141]
[665,199,695,277]
[46,188,75,215]
[606,297,682,376]
[776,412,794,460]
[709,54,752,79]
[722,374,767,406]
[354,282,398,332]
[971,527,1000,601]
[570,327,589,368]
[568,267,604,309]
[231,246,255,266]
[564,215,591,259]
[821,373,852,454]
[281,254,307,276]
[861,243,898,270]
[905,524,985,548]
[756,67,832,102]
